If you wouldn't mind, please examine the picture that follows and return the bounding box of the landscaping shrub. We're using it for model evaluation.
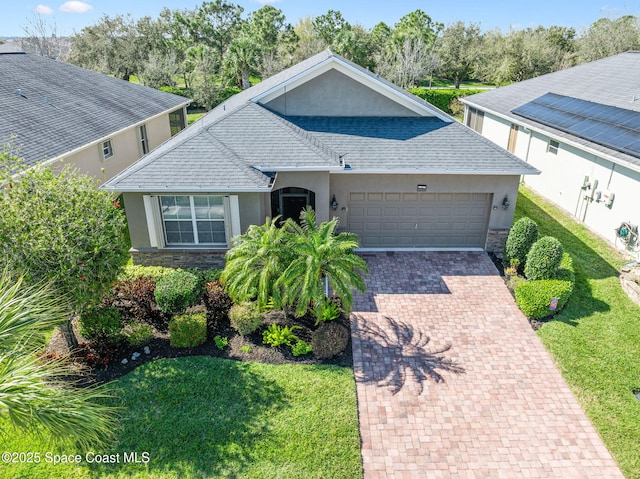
[312,321,350,359]
[79,305,123,340]
[408,88,485,114]
[155,270,201,314]
[292,339,313,357]
[109,276,156,323]
[229,302,263,335]
[123,322,154,347]
[204,280,233,331]
[505,217,539,271]
[169,312,207,347]
[525,236,564,280]
[262,324,300,347]
[118,264,177,282]
[515,253,575,319]
[312,298,342,325]
[194,268,223,286]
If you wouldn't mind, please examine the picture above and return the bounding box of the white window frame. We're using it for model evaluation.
[547,139,560,155]
[160,195,228,247]
[138,124,149,155]
[100,139,113,160]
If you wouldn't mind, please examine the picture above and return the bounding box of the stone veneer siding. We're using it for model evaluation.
[131,248,226,269]
[485,228,508,253]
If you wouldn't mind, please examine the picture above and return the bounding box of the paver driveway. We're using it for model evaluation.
[351,252,623,479]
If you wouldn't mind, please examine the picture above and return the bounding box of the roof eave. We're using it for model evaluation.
[332,168,539,175]
[101,185,273,193]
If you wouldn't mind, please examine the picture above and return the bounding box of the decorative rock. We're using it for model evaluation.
[121,358,128,365]
[131,352,141,360]
[144,346,150,354]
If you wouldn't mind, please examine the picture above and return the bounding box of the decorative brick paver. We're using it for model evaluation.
[351,252,623,479]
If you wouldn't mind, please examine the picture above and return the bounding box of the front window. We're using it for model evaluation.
[160,195,226,246]
[547,139,559,155]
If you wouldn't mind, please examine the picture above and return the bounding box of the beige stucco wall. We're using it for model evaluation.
[479,109,640,253]
[329,173,520,230]
[53,112,177,182]
[264,69,419,117]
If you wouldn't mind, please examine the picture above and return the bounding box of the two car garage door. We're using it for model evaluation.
[347,192,491,248]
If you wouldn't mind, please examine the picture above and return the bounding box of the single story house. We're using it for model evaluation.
[103,50,538,268]
[0,52,190,180]
[462,51,640,257]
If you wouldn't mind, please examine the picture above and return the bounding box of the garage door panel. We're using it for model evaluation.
[348,192,490,248]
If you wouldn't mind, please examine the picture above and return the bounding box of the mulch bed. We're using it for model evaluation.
[47,312,353,386]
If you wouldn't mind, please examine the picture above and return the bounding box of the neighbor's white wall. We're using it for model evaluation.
[481,111,640,251]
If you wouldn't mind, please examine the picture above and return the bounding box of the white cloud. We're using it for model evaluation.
[59,1,93,13]
[35,4,54,14]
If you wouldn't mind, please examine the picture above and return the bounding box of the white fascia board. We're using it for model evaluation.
[40,101,191,168]
[469,104,640,175]
[102,185,272,193]
[253,165,344,172]
[331,168,539,176]
[251,57,452,122]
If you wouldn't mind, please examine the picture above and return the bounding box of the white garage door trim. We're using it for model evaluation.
[347,192,491,250]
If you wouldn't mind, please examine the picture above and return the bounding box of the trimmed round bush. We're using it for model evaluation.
[505,217,539,270]
[515,253,575,319]
[525,236,564,280]
[79,305,122,340]
[312,321,350,359]
[155,270,201,314]
[229,302,263,335]
[169,312,207,347]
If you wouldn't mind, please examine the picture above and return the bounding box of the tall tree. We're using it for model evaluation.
[0,159,129,344]
[21,15,66,60]
[312,9,351,47]
[578,15,640,62]
[437,22,481,88]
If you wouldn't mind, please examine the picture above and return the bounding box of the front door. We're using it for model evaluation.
[271,187,316,223]
[281,194,309,222]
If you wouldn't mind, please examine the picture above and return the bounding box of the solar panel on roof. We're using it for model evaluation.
[512,93,640,159]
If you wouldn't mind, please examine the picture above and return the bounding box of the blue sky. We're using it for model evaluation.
[1,0,638,38]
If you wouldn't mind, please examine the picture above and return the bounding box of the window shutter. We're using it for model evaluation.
[229,195,241,238]
[143,195,160,247]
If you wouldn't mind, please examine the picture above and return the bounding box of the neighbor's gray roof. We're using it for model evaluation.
[0,52,190,168]
[463,51,640,170]
[104,50,537,192]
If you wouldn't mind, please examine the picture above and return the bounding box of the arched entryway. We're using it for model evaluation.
[271,187,316,222]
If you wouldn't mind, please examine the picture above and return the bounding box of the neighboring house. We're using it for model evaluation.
[103,50,538,268]
[462,52,640,256]
[0,52,190,180]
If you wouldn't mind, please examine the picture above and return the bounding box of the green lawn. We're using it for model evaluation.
[1,357,362,479]
[515,185,640,478]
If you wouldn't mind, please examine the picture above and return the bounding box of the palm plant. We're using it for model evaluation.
[221,216,291,310]
[278,208,369,318]
[0,271,118,450]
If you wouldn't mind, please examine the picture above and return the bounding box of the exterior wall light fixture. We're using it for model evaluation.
[502,195,510,210]
[331,195,339,210]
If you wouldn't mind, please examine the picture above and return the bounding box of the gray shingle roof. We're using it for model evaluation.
[0,52,190,168]
[463,51,640,169]
[104,50,537,192]
[280,115,536,173]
